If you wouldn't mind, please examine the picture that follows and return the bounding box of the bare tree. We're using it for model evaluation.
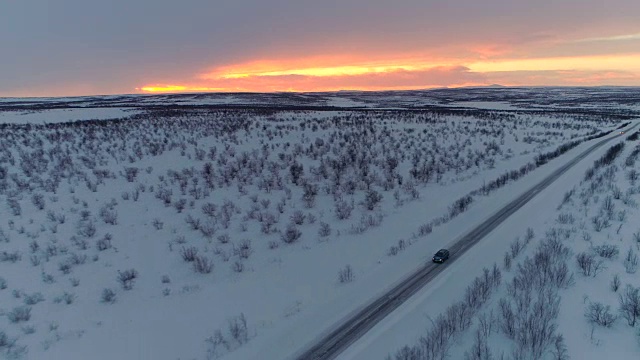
[619,285,640,326]
[464,329,492,360]
[624,247,639,274]
[611,274,621,292]
[585,301,617,327]
[551,334,569,360]
[576,252,604,277]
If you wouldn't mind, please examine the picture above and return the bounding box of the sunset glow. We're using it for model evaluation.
[469,54,640,73]
[139,51,640,93]
[139,85,226,93]
[3,0,640,97]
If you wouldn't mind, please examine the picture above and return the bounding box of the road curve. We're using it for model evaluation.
[296,124,637,360]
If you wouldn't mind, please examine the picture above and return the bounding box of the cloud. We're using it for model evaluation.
[140,51,640,93]
[468,54,640,73]
[575,32,640,43]
[141,65,488,93]
[482,69,640,87]
[4,0,640,95]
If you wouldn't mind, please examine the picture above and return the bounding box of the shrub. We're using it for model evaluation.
[232,261,244,273]
[624,247,639,274]
[100,207,118,225]
[180,246,199,262]
[58,261,72,275]
[318,222,331,237]
[0,251,21,263]
[55,292,76,305]
[124,167,139,182]
[152,218,164,230]
[235,240,252,259]
[206,330,228,359]
[335,199,354,220]
[63,292,75,305]
[200,222,217,238]
[31,193,45,210]
[41,272,55,284]
[290,210,305,225]
[77,220,96,238]
[611,274,621,292]
[23,292,45,305]
[556,213,574,225]
[193,255,213,274]
[8,306,31,323]
[173,198,187,213]
[228,313,249,345]
[449,195,473,218]
[338,265,354,283]
[417,223,433,237]
[205,313,250,358]
[101,288,116,303]
[364,189,383,210]
[593,244,619,259]
[281,224,302,244]
[0,276,6,290]
[576,252,604,277]
[96,233,112,251]
[0,330,12,348]
[185,214,202,231]
[7,198,21,216]
[68,253,86,265]
[117,269,138,290]
[217,234,230,244]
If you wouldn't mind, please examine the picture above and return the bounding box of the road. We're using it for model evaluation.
[296,124,637,360]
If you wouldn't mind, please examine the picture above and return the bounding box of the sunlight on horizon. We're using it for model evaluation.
[138,52,640,93]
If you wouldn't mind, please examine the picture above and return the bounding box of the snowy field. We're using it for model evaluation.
[0,88,639,360]
[0,108,137,125]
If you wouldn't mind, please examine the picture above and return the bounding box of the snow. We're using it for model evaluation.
[0,108,136,124]
[340,126,640,359]
[450,101,523,111]
[0,89,638,360]
[324,96,370,108]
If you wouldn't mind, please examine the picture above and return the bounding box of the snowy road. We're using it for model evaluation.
[296,124,637,360]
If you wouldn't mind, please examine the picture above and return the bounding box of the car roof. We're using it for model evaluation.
[436,249,448,253]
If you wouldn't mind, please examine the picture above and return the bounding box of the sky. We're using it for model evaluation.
[2,0,640,97]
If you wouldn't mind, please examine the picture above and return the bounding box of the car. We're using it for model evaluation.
[432,249,450,263]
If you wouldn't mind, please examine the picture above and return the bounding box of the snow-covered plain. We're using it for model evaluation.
[0,108,137,125]
[0,88,639,360]
[343,125,640,360]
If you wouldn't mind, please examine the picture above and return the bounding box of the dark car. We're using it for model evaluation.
[432,249,450,263]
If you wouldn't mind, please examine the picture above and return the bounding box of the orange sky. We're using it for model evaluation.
[139,49,640,93]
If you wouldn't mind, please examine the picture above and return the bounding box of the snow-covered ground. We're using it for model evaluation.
[0,108,136,124]
[0,88,638,360]
[343,124,640,360]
